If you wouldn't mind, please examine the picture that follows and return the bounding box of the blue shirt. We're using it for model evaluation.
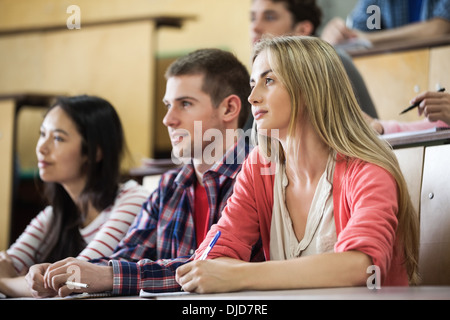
[409,0,424,22]
[350,0,450,31]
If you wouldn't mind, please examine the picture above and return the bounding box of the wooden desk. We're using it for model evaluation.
[348,35,450,58]
[383,129,450,149]
[149,286,450,300]
[0,93,56,251]
[7,286,448,300]
[5,287,447,320]
[381,130,450,285]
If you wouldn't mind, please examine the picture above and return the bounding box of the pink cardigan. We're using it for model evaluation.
[195,147,409,286]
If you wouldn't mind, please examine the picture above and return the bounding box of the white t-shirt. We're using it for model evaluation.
[270,155,337,260]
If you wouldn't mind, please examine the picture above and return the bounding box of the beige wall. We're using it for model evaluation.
[0,0,252,69]
[0,21,155,170]
[0,0,252,170]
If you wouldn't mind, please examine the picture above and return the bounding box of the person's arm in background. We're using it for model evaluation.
[323,17,450,47]
[414,91,450,125]
[364,91,450,134]
[321,0,450,47]
[360,18,450,46]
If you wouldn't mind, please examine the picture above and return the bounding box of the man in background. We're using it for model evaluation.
[244,0,378,130]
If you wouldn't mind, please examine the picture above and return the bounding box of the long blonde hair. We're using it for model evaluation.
[253,36,419,284]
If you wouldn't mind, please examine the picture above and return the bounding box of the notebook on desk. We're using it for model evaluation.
[381,126,450,140]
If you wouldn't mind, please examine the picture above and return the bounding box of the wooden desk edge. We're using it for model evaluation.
[383,130,450,149]
[5,286,450,300]
[348,34,450,58]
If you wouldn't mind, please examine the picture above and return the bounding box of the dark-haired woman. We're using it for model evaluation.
[0,95,149,297]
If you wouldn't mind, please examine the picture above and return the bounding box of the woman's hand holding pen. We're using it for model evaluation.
[363,90,450,135]
[412,91,450,125]
[176,257,248,293]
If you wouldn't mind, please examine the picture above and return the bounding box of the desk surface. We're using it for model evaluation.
[348,34,450,57]
[147,286,450,301]
[6,286,449,300]
[382,129,450,149]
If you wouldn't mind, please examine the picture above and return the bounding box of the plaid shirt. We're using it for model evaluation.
[350,0,450,31]
[95,139,261,295]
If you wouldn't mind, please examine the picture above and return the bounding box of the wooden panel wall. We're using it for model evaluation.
[353,49,429,123]
[353,44,450,123]
[0,21,156,168]
[0,100,15,250]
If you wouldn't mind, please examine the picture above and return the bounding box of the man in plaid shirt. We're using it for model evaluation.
[26,48,263,298]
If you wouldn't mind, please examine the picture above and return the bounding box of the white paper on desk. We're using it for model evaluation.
[380,127,450,140]
[335,38,373,51]
[139,289,191,298]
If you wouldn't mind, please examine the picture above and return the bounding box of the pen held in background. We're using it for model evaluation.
[199,231,221,260]
[399,87,445,115]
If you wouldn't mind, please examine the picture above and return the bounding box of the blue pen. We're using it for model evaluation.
[199,231,221,260]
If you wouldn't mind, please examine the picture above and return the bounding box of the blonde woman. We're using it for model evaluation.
[176,36,419,292]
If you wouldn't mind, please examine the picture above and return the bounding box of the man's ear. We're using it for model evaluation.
[293,20,314,36]
[220,94,242,124]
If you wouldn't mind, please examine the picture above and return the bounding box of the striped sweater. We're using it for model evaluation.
[7,180,149,273]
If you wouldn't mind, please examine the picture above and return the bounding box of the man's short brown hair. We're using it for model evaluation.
[165,48,250,129]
